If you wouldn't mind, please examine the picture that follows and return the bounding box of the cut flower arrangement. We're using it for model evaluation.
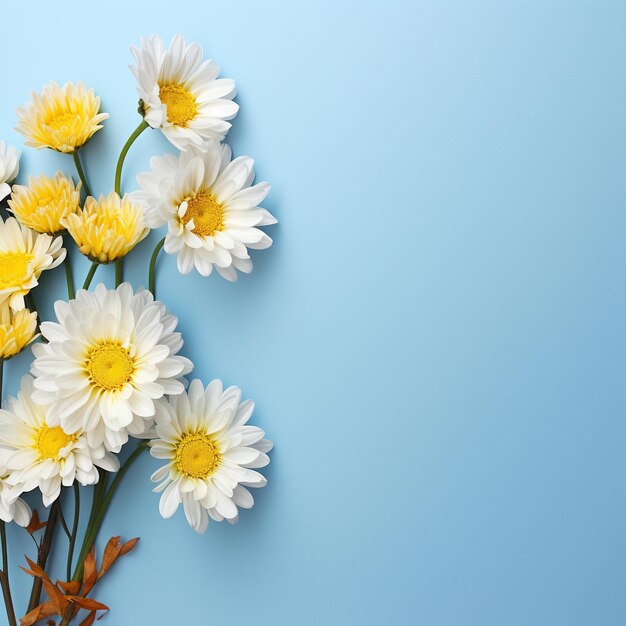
[0,35,275,626]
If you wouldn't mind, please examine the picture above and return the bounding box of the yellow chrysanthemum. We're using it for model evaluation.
[8,172,81,234]
[0,302,37,359]
[16,81,109,153]
[62,192,149,263]
[0,217,66,311]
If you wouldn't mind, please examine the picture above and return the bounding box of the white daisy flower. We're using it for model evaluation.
[0,141,20,202]
[0,376,119,506]
[30,283,193,452]
[150,379,272,534]
[130,34,238,149]
[0,216,66,311]
[132,141,276,281]
[0,477,30,526]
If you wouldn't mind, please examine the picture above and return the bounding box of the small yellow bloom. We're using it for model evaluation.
[0,302,37,359]
[8,173,81,234]
[0,217,66,311]
[16,81,108,153]
[62,192,149,263]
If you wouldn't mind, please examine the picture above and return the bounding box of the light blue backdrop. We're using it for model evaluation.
[1,1,625,624]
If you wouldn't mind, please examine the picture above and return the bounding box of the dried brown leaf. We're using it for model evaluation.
[82,547,98,595]
[78,611,96,626]
[98,536,123,578]
[41,579,69,615]
[25,511,47,536]
[56,580,80,596]
[21,556,50,581]
[19,601,56,626]
[67,597,109,611]
[119,537,139,557]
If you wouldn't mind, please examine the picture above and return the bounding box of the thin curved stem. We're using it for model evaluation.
[72,151,92,197]
[82,261,99,290]
[72,442,147,582]
[114,119,148,288]
[64,243,75,300]
[114,120,148,195]
[67,483,80,581]
[58,506,71,540]
[149,237,166,296]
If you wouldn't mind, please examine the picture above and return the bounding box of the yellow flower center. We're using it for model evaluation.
[36,425,75,460]
[159,84,197,127]
[181,192,224,237]
[85,342,135,391]
[175,432,220,479]
[46,112,76,131]
[0,253,33,289]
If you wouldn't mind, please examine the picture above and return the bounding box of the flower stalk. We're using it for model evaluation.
[149,236,166,296]
[72,150,91,197]
[114,120,148,286]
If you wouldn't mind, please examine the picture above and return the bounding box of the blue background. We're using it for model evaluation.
[1,1,625,624]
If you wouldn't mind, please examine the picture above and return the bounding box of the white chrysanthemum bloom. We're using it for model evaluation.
[0,216,66,311]
[30,283,193,452]
[0,376,119,506]
[150,379,272,534]
[0,477,30,526]
[132,141,276,281]
[0,141,20,202]
[130,34,238,149]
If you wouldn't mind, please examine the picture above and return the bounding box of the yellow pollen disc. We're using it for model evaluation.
[0,253,33,289]
[85,342,135,391]
[182,192,225,237]
[36,425,75,460]
[46,112,76,131]
[159,84,197,127]
[175,433,220,479]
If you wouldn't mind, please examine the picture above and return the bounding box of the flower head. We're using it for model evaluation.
[130,35,238,149]
[0,141,20,202]
[132,141,276,281]
[62,192,148,263]
[0,301,37,359]
[8,172,80,234]
[0,376,119,506]
[150,379,272,533]
[31,283,193,452]
[0,216,66,311]
[16,81,108,153]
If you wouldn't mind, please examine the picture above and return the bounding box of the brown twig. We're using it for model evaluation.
[27,499,60,612]
[0,521,17,626]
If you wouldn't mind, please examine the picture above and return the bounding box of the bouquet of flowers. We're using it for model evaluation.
[0,34,275,626]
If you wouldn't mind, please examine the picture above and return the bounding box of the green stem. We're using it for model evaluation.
[67,483,80,582]
[64,243,75,300]
[148,237,166,296]
[58,506,71,540]
[82,261,99,290]
[115,260,123,287]
[114,120,148,290]
[114,120,148,195]
[72,443,146,582]
[72,150,92,197]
